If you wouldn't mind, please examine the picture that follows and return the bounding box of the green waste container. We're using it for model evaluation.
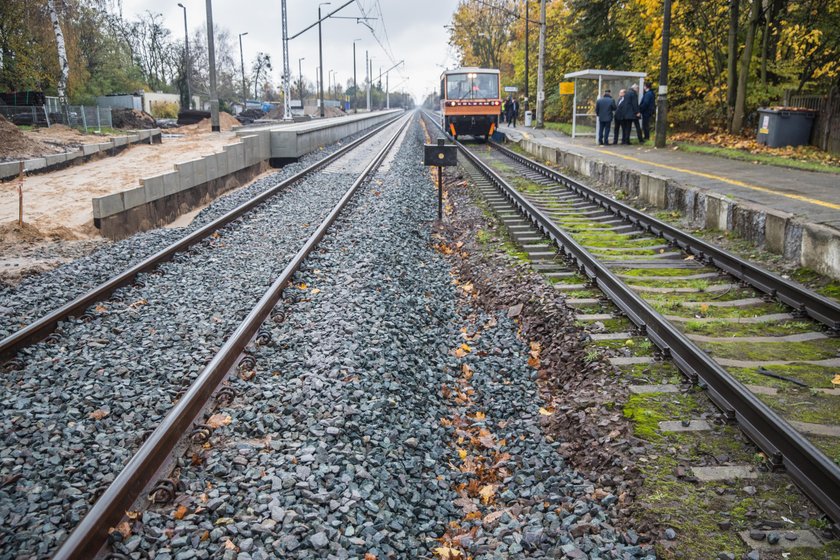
[756,108,816,148]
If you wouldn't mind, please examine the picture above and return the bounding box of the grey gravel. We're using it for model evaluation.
[0,120,407,559]
[112,118,649,559]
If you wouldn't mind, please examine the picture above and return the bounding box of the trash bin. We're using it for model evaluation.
[524,111,533,127]
[756,108,816,148]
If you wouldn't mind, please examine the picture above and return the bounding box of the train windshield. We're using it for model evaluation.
[446,73,499,100]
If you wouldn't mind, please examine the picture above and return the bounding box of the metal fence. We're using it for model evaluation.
[0,104,112,131]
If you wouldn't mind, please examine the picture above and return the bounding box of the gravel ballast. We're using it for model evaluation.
[110,117,649,559]
[0,121,396,338]
[0,118,407,559]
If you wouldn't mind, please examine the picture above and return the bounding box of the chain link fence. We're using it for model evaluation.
[0,104,112,131]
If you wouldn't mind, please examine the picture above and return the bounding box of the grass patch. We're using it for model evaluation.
[806,436,840,466]
[593,337,657,356]
[615,267,719,278]
[652,301,789,319]
[623,361,684,384]
[675,142,840,175]
[646,288,759,306]
[543,121,596,136]
[791,267,840,303]
[757,390,840,430]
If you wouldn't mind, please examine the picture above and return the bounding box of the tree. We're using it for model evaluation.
[46,0,69,102]
[251,52,271,100]
[448,0,517,69]
[731,0,762,132]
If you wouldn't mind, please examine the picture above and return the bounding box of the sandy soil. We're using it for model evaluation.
[0,131,238,239]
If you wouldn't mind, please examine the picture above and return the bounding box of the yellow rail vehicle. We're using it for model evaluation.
[440,67,501,141]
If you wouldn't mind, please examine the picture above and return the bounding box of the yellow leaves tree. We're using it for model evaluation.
[448,0,519,70]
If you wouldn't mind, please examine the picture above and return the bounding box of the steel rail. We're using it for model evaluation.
[0,113,404,362]
[489,141,840,330]
[417,109,840,527]
[52,113,413,560]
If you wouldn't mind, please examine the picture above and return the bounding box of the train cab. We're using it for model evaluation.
[439,67,501,141]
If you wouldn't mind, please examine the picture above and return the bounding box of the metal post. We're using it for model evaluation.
[318,3,330,118]
[366,50,371,111]
[96,105,101,132]
[571,80,577,138]
[352,40,359,113]
[524,0,529,112]
[81,105,87,132]
[18,162,24,227]
[205,0,220,132]
[298,57,305,108]
[655,0,672,148]
[43,105,50,127]
[281,0,292,121]
[386,73,389,109]
[178,3,192,109]
[239,32,248,110]
[535,0,546,128]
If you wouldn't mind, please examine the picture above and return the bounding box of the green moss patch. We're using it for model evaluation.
[651,301,789,319]
[680,319,817,338]
[756,390,840,426]
[623,361,685,384]
[727,364,838,389]
[615,267,719,278]
[593,337,657,356]
[700,336,840,362]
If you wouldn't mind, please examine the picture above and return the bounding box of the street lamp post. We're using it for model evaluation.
[298,57,305,109]
[352,39,361,113]
[535,0,546,128]
[524,0,529,111]
[318,2,331,117]
[177,3,191,109]
[238,32,248,110]
[365,50,370,111]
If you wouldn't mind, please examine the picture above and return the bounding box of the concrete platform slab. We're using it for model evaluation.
[659,419,711,432]
[690,465,758,481]
[739,530,823,550]
[629,384,680,394]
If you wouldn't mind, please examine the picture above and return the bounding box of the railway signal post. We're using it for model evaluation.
[424,139,457,221]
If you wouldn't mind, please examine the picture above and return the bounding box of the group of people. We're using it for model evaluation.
[501,96,521,127]
[595,83,655,145]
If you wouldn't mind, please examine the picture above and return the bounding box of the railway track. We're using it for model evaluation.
[0,113,411,559]
[420,111,840,531]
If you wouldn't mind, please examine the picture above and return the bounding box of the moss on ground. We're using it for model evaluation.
[593,336,657,356]
[680,319,816,338]
[756,390,840,427]
[700,336,840,362]
[615,267,719,278]
[622,361,685,384]
[651,301,789,319]
[727,364,837,389]
[791,267,840,303]
[805,435,840,466]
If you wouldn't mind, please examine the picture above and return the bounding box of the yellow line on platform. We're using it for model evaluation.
[574,146,840,211]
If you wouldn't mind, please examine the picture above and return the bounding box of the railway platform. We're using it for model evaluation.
[498,124,840,278]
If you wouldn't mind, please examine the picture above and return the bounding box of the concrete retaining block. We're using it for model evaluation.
[82,144,100,156]
[98,142,113,152]
[205,153,219,183]
[113,136,128,147]
[191,158,207,187]
[122,186,147,210]
[45,153,67,166]
[24,158,47,172]
[801,223,840,279]
[0,162,21,178]
[175,161,195,191]
[162,172,180,197]
[639,174,668,208]
[95,193,125,218]
[216,151,229,178]
[141,175,165,200]
[65,150,83,162]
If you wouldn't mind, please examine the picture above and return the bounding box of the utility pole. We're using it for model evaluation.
[524,0,529,111]
[298,57,305,108]
[352,39,361,113]
[238,32,248,110]
[318,2,331,117]
[281,0,292,120]
[366,51,371,111]
[178,3,192,109]
[655,0,672,148]
[535,0,546,128]
[205,0,219,132]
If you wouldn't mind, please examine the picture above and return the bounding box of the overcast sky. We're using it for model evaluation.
[121,0,461,102]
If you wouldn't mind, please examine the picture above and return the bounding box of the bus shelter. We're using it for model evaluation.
[564,69,647,140]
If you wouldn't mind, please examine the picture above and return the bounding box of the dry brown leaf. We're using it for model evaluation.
[310,288,321,295]
[365,553,378,560]
[110,521,131,539]
[89,409,109,420]
[173,504,188,520]
[223,539,237,550]
[539,407,554,416]
[461,364,473,380]
[94,304,108,313]
[434,546,462,559]
[206,413,232,429]
[297,282,308,290]
[479,484,498,504]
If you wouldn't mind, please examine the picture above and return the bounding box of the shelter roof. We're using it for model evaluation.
[564,69,647,79]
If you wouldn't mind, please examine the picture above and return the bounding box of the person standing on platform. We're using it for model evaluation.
[595,89,616,145]
[627,83,644,143]
[613,89,627,145]
[639,83,655,141]
[511,97,520,127]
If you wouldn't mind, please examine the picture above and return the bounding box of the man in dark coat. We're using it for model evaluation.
[510,97,520,127]
[613,89,631,145]
[626,83,644,143]
[595,89,616,145]
[503,96,512,125]
[639,83,655,140]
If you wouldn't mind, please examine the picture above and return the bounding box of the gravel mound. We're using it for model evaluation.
[109,118,649,559]
[111,108,157,130]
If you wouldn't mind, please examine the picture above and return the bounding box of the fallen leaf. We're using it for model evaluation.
[223,539,237,550]
[539,407,554,416]
[365,554,378,560]
[434,546,462,559]
[206,413,232,429]
[832,374,840,386]
[460,343,472,353]
[473,411,486,421]
[479,484,498,504]
[457,448,467,460]
[89,409,109,420]
[460,282,474,294]
[461,364,473,380]
[173,505,188,520]
[110,521,131,539]
[94,304,108,313]
[297,283,308,290]
[310,288,321,295]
